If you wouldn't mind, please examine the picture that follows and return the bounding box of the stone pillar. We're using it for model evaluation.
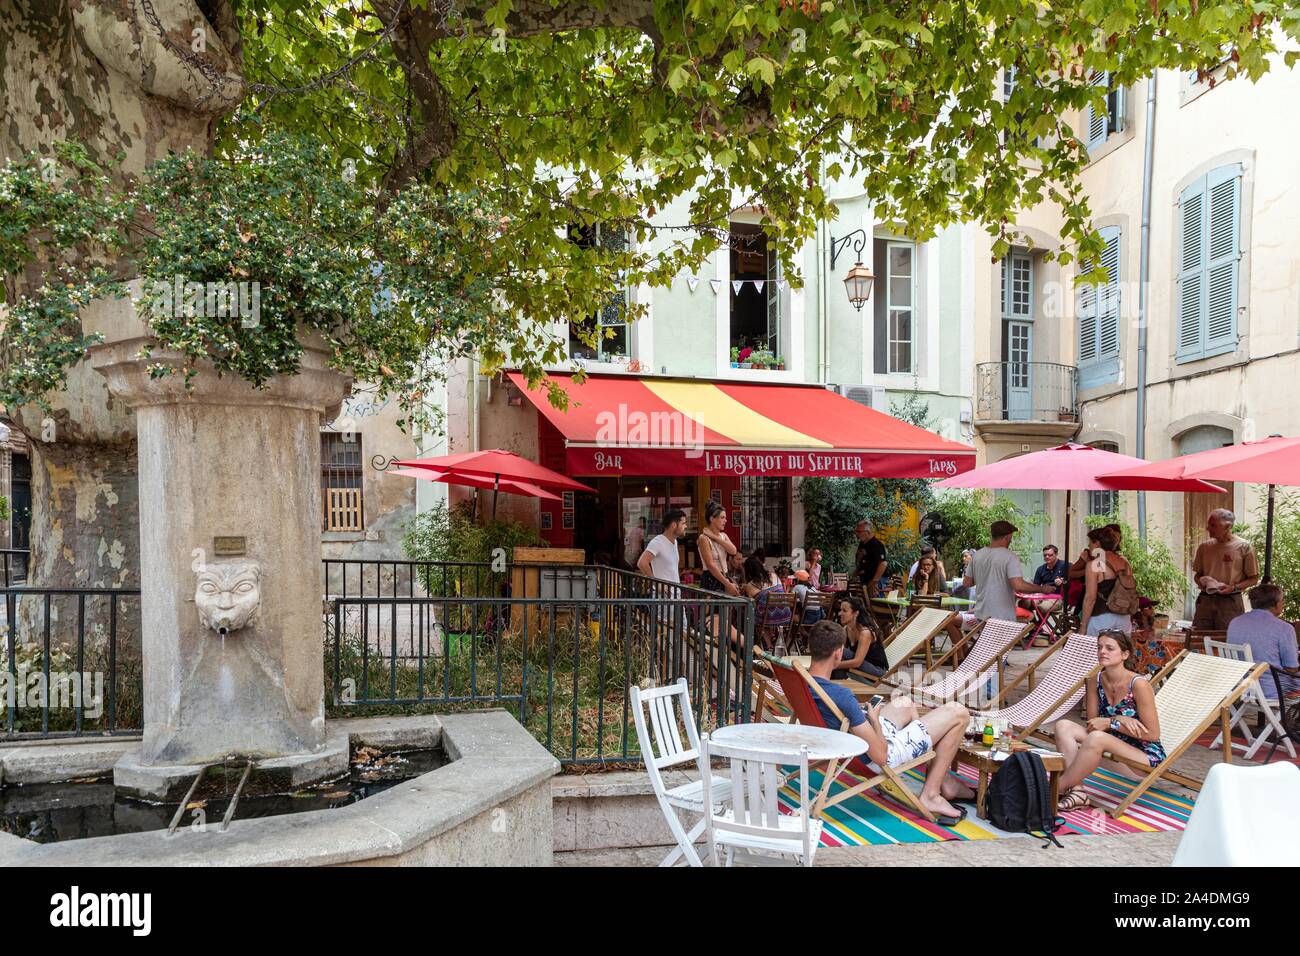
[88,308,350,766]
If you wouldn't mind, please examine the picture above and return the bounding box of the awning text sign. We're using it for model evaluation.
[569,446,970,479]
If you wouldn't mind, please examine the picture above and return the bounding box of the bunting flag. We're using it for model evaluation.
[732,280,745,295]
[778,279,788,292]
[686,276,700,292]
[751,280,765,293]
[709,279,722,295]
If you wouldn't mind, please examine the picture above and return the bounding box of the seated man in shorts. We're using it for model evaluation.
[804,619,975,825]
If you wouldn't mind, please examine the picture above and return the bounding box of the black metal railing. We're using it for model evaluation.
[2,551,757,761]
[325,561,755,765]
[975,361,1078,423]
[1,585,142,739]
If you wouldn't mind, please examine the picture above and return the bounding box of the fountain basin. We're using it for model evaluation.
[0,711,558,866]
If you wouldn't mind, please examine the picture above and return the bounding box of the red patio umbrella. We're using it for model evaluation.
[394,449,594,519]
[386,467,561,502]
[1100,435,1300,580]
[935,442,1225,564]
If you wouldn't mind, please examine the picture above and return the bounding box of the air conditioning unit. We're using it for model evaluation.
[835,383,888,412]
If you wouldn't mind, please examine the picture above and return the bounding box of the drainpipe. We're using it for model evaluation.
[817,157,830,383]
[1135,75,1157,541]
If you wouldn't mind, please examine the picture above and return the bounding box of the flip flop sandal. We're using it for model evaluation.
[934,806,969,827]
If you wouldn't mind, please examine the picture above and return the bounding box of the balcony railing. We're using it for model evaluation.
[975,361,1078,424]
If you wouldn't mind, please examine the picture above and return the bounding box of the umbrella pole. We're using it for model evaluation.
[1063,489,1071,572]
[1264,483,1276,583]
[492,474,500,521]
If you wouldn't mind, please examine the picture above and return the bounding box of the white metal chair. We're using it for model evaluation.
[630,678,730,867]
[1204,638,1296,760]
[700,735,821,867]
[1173,762,1300,866]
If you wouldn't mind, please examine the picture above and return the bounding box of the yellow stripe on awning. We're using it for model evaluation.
[643,380,830,448]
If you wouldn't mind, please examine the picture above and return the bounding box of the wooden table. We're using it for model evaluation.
[958,741,1066,821]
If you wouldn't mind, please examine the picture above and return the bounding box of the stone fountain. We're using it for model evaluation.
[86,300,352,799]
[0,297,558,865]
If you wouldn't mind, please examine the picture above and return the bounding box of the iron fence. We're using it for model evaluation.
[326,562,755,765]
[1,584,142,739]
[2,552,757,762]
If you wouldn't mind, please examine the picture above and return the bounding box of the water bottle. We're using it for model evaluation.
[774,635,788,659]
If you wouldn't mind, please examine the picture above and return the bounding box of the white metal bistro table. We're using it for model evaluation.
[710,723,868,815]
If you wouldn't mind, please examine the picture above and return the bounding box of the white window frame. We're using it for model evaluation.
[884,240,916,375]
[567,222,630,364]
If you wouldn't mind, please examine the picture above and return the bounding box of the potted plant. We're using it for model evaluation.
[776,355,786,371]
[730,346,740,368]
[1058,406,1077,422]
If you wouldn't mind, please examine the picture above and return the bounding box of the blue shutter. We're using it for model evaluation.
[1176,175,1207,359]
[1096,227,1121,361]
[1177,164,1241,362]
[1085,71,1109,151]
[1077,226,1121,388]
[1204,164,1241,357]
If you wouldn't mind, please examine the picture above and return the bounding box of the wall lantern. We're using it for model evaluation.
[829,227,875,312]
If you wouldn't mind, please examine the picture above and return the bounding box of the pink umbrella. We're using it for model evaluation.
[393,449,594,518]
[1100,434,1300,580]
[386,468,561,502]
[935,442,1224,562]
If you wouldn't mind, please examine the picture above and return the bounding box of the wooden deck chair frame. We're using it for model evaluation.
[990,629,1077,708]
[1021,648,1189,748]
[1102,654,1268,817]
[973,632,1105,743]
[763,654,937,822]
[847,606,958,689]
[914,619,1032,706]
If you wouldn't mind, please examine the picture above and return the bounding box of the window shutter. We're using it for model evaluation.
[1176,176,1207,359]
[1096,227,1121,359]
[1204,164,1241,354]
[1177,164,1241,362]
[1077,258,1097,365]
[1085,71,1109,150]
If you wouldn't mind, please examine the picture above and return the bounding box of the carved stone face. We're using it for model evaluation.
[195,562,262,635]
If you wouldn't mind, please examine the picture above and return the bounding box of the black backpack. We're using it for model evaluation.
[984,751,1063,848]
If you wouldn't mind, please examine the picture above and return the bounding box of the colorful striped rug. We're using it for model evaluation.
[778,761,1194,847]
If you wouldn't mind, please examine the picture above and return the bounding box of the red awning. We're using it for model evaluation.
[507,372,976,478]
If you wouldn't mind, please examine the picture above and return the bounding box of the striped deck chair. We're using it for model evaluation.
[850,606,958,689]
[1105,651,1267,817]
[763,654,938,822]
[914,618,1032,707]
[974,631,1101,741]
